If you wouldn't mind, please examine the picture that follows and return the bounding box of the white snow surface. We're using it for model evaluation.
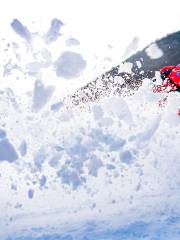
[1,48,180,238]
[1,75,180,238]
[0,2,180,238]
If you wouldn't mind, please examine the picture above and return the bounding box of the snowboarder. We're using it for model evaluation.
[154,64,180,92]
[153,64,180,116]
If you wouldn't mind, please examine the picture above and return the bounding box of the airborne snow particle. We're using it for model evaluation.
[120,150,133,164]
[54,145,64,152]
[26,62,43,76]
[109,138,126,151]
[119,62,133,73]
[106,164,116,170]
[0,139,18,162]
[136,61,142,68]
[34,148,47,170]
[49,155,60,167]
[32,80,54,111]
[57,167,85,189]
[11,184,17,191]
[50,101,64,112]
[11,19,31,42]
[14,203,22,209]
[65,37,80,47]
[123,37,139,58]
[39,175,47,188]
[19,140,27,157]
[28,189,34,199]
[54,51,86,79]
[0,129,6,139]
[87,155,103,177]
[45,18,64,44]
[145,43,164,59]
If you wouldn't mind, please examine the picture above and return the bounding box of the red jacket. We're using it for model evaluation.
[160,65,180,87]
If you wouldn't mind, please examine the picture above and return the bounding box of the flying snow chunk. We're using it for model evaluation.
[54,51,86,79]
[50,101,64,112]
[114,75,125,85]
[120,150,133,164]
[39,175,47,188]
[19,140,27,157]
[123,37,139,58]
[119,62,133,74]
[145,43,164,59]
[34,148,47,170]
[32,80,54,111]
[87,156,103,177]
[109,138,126,151]
[136,61,142,68]
[57,167,85,189]
[0,129,6,139]
[28,189,34,199]
[65,38,80,47]
[45,18,64,44]
[3,61,20,76]
[11,19,31,42]
[0,139,18,162]
[26,62,43,75]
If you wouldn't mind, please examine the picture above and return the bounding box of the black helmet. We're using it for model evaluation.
[161,69,173,80]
